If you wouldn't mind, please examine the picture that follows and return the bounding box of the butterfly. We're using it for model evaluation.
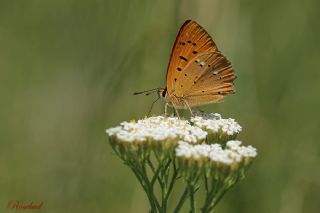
[134,20,236,116]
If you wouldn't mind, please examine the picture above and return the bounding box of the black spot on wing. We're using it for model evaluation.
[179,56,188,62]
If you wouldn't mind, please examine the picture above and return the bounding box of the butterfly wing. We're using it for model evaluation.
[166,20,218,96]
[165,20,236,107]
[180,52,236,107]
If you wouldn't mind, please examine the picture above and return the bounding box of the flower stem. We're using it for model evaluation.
[201,179,222,213]
[164,161,178,202]
[129,164,158,212]
[208,175,241,211]
[204,175,209,197]
[173,187,189,213]
[189,184,195,213]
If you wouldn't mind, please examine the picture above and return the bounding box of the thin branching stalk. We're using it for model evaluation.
[189,184,195,213]
[173,187,189,213]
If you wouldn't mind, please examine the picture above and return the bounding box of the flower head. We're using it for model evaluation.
[106,113,256,174]
[106,116,207,158]
[176,140,257,178]
[191,111,242,143]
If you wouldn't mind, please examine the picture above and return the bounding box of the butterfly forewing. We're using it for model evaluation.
[166,20,218,96]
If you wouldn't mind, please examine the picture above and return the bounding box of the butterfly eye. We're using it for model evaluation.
[162,89,167,97]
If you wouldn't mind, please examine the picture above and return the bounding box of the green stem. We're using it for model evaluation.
[173,187,189,213]
[160,158,174,213]
[148,159,163,186]
[147,154,174,213]
[188,174,200,213]
[204,175,209,197]
[208,175,241,211]
[189,184,195,213]
[140,163,161,211]
[207,186,229,212]
[201,179,222,213]
[163,158,172,186]
[129,165,158,212]
[164,161,178,202]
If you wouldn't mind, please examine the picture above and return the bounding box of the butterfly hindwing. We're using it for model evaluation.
[185,52,235,96]
[174,51,235,107]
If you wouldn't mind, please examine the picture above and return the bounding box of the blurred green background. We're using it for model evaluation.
[1,0,320,212]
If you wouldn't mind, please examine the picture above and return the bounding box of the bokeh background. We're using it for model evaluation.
[1,0,320,212]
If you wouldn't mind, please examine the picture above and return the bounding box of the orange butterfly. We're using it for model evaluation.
[135,20,236,116]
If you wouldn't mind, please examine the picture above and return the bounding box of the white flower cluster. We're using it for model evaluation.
[106,116,207,144]
[176,140,257,171]
[191,111,242,139]
[106,112,257,188]
[107,113,257,176]
[226,140,257,158]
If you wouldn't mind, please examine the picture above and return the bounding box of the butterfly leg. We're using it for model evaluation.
[173,107,180,118]
[169,102,180,118]
[164,103,169,116]
[148,97,160,117]
[169,95,182,118]
[183,100,193,116]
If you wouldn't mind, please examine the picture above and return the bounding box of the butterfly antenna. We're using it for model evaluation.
[147,97,160,116]
[133,88,159,96]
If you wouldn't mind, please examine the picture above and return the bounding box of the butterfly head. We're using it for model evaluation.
[158,87,168,102]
